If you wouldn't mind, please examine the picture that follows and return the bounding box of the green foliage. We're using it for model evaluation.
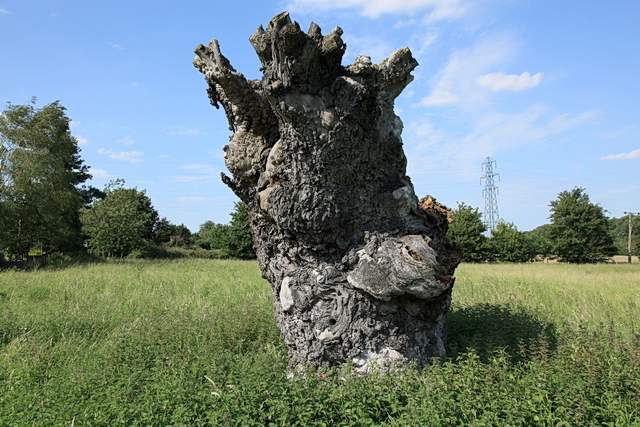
[609,214,640,256]
[487,221,536,262]
[225,202,255,260]
[1,261,639,425]
[0,99,99,258]
[153,218,191,247]
[448,202,488,262]
[548,187,617,263]
[193,220,228,250]
[524,223,553,259]
[81,180,160,257]
[193,202,256,259]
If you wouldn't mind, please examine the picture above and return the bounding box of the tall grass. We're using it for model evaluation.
[1,260,639,425]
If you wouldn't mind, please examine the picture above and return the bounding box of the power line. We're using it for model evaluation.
[481,157,500,231]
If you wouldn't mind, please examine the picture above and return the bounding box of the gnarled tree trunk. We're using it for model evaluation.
[194,12,461,371]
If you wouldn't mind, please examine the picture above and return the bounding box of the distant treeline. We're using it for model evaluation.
[0,99,254,265]
[449,187,635,263]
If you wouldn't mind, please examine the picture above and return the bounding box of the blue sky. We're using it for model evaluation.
[2,0,638,232]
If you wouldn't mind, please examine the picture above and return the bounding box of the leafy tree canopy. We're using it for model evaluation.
[524,223,553,259]
[608,215,640,256]
[81,179,160,257]
[488,221,536,263]
[448,202,488,263]
[0,99,99,258]
[154,218,191,247]
[548,187,616,263]
[193,202,255,259]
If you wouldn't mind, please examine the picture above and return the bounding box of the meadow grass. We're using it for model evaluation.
[1,260,639,426]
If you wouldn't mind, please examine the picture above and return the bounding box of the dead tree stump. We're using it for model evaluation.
[194,12,461,371]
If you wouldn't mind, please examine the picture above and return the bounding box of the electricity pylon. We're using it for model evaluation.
[481,157,500,231]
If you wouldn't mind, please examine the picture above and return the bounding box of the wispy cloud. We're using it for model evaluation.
[117,135,135,146]
[600,148,640,161]
[458,106,600,157]
[419,32,519,108]
[164,126,200,136]
[108,42,125,50]
[405,104,602,178]
[475,71,543,92]
[69,121,90,145]
[76,136,89,145]
[168,164,217,183]
[97,148,143,163]
[287,0,469,20]
[169,175,203,183]
[0,8,11,15]
[89,168,113,179]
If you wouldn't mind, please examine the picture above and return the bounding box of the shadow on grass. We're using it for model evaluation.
[446,302,557,364]
[0,252,106,272]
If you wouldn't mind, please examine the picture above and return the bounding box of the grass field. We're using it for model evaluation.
[1,259,639,425]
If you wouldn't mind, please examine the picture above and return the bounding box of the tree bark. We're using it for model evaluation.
[194,12,461,371]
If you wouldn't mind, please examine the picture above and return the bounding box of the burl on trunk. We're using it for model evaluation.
[194,12,461,371]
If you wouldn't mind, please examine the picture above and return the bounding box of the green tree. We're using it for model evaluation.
[548,187,617,263]
[524,223,553,259]
[153,218,191,247]
[193,202,255,259]
[194,220,229,251]
[81,180,160,257]
[0,99,99,258]
[224,202,255,259]
[609,215,640,256]
[448,202,488,262]
[487,221,535,262]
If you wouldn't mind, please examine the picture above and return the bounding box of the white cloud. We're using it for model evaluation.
[419,32,519,108]
[169,175,203,183]
[287,0,468,20]
[110,151,143,162]
[98,148,143,163]
[76,136,89,145]
[420,89,460,106]
[458,106,600,156]
[546,110,600,133]
[411,31,438,57]
[89,168,113,179]
[600,148,640,161]
[164,126,200,136]
[168,164,218,183]
[117,135,135,146]
[475,71,543,91]
[0,8,11,14]
[108,42,125,50]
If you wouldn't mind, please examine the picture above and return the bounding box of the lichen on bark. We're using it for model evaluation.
[194,11,461,371]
